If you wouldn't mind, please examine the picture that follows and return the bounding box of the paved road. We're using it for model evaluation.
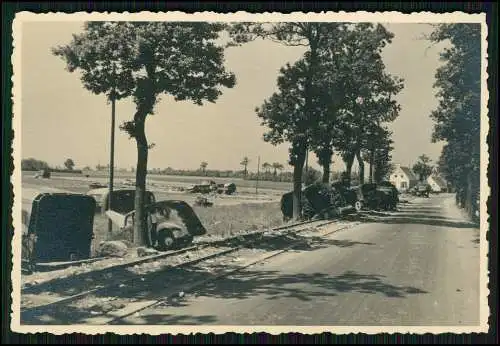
[119,194,480,326]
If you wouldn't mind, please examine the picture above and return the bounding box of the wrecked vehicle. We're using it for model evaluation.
[414,182,431,198]
[217,182,237,195]
[21,189,96,271]
[33,169,51,179]
[280,182,354,222]
[86,187,156,213]
[330,181,361,211]
[376,181,400,209]
[186,182,214,194]
[194,195,214,207]
[349,183,397,211]
[106,200,207,251]
[187,181,236,195]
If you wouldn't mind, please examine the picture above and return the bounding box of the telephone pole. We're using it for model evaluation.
[255,156,260,195]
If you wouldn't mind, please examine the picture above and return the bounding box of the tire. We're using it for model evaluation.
[156,229,175,251]
[354,200,363,212]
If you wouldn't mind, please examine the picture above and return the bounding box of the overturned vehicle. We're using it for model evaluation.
[280,182,355,222]
[348,182,399,211]
[21,189,96,271]
[106,200,207,251]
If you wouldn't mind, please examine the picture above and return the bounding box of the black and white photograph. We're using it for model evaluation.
[10,11,489,334]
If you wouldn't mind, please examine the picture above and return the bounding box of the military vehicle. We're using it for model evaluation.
[280,182,355,222]
[21,188,96,271]
[186,181,237,195]
[414,182,431,198]
[106,200,207,251]
[348,183,399,211]
[376,181,400,210]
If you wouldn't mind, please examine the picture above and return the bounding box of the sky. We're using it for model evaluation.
[20,21,449,173]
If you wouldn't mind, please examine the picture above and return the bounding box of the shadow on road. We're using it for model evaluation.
[21,231,374,299]
[22,263,428,325]
[342,211,477,229]
[121,312,218,325]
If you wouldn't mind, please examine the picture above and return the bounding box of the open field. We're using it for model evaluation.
[21,171,288,256]
[23,171,294,192]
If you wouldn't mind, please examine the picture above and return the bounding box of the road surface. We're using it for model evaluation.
[117,194,480,326]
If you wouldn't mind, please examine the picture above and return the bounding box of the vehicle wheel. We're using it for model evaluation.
[354,200,363,212]
[157,229,175,251]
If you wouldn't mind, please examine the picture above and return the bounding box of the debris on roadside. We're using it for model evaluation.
[96,241,128,258]
[137,247,159,257]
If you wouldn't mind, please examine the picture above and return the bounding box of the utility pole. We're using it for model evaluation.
[255,156,260,195]
[107,65,117,234]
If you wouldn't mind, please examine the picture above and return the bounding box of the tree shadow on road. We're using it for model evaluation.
[118,312,218,325]
[21,263,428,325]
[342,213,477,229]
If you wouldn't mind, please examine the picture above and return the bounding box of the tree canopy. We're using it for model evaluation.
[427,23,481,217]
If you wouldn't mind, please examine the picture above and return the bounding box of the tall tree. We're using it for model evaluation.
[428,23,481,217]
[235,22,346,220]
[54,22,236,245]
[412,154,433,181]
[262,162,271,174]
[330,24,403,185]
[64,158,75,171]
[271,162,283,177]
[240,157,250,178]
[200,161,208,175]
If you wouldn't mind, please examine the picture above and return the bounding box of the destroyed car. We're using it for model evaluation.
[186,182,214,194]
[376,181,400,209]
[86,187,155,213]
[21,188,96,270]
[414,182,431,197]
[106,200,207,251]
[33,169,51,179]
[187,181,236,195]
[280,182,354,222]
[349,183,397,211]
[217,182,237,195]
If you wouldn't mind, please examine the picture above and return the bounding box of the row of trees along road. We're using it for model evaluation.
[427,23,481,219]
[53,22,404,245]
[232,23,404,220]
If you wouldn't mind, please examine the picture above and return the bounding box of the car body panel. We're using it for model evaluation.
[22,191,95,265]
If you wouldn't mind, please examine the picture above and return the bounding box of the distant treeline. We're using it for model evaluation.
[22,158,82,174]
[145,167,347,184]
[23,157,356,185]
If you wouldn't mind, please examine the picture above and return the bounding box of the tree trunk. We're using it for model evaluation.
[356,150,365,185]
[344,152,355,186]
[292,147,307,221]
[322,163,331,184]
[134,115,149,247]
[369,148,375,183]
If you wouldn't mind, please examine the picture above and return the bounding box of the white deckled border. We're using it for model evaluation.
[10,10,490,336]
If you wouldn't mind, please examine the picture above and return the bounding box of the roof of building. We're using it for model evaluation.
[429,174,448,188]
[398,166,418,181]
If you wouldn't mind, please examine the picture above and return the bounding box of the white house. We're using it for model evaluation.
[427,174,448,193]
[389,164,419,191]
